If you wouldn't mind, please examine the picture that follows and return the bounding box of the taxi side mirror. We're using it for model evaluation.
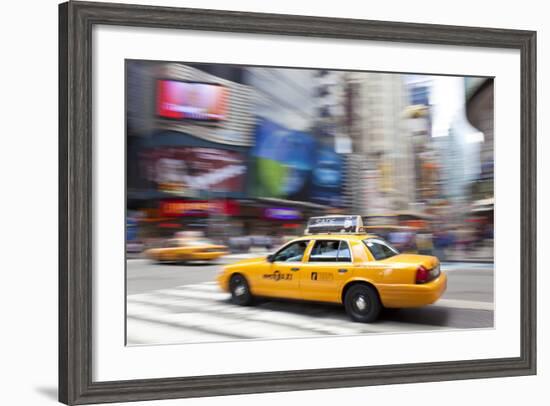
[266,254,274,262]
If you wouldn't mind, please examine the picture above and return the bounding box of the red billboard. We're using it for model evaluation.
[142,147,246,196]
[156,80,228,121]
[160,200,240,217]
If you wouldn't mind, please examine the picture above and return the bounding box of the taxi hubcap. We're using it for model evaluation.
[234,284,246,297]
[355,295,367,311]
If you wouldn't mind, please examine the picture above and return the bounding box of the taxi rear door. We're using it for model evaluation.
[299,239,353,303]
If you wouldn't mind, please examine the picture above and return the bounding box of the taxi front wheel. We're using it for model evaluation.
[344,284,381,323]
[229,274,254,306]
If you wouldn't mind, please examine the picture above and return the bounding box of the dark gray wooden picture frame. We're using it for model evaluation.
[59,1,537,404]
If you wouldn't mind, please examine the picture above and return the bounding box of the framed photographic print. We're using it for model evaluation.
[59,1,536,404]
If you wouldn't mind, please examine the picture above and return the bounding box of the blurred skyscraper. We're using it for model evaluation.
[245,68,317,132]
[346,72,415,216]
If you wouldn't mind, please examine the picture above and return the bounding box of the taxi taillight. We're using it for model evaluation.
[415,265,430,284]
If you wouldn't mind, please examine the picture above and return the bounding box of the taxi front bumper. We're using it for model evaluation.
[217,272,230,293]
[377,272,447,308]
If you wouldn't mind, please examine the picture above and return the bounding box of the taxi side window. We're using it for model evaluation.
[309,240,352,262]
[273,240,309,262]
[337,241,352,262]
[164,240,179,248]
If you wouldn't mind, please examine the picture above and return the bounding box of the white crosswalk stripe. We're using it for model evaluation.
[126,281,491,345]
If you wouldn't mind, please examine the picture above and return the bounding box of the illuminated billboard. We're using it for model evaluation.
[156,79,228,121]
[311,147,345,207]
[142,147,246,196]
[251,119,316,201]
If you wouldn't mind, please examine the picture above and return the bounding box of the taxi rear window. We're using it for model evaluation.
[363,239,399,260]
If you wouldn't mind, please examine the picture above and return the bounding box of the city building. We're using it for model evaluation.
[466,78,494,203]
[126,61,257,242]
[346,71,416,218]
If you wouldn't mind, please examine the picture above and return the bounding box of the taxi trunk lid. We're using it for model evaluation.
[383,253,439,270]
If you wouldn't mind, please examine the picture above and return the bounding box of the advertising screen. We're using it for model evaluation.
[305,215,362,234]
[251,119,316,200]
[263,207,302,221]
[156,79,228,121]
[160,200,240,217]
[311,147,345,207]
[142,147,246,196]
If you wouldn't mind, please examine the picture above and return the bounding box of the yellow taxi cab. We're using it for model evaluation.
[217,215,446,323]
[145,237,228,263]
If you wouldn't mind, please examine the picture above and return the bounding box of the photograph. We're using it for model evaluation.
[125,60,495,346]
[56,1,537,404]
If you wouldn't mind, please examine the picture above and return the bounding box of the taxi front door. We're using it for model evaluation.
[253,240,309,300]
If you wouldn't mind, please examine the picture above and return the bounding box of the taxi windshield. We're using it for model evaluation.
[363,238,400,260]
[183,239,215,247]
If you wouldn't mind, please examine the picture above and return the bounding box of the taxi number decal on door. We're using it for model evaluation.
[263,270,293,281]
[311,272,334,281]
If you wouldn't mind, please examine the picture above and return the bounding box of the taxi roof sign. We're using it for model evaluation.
[305,215,364,235]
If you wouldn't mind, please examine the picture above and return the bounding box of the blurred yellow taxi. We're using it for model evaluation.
[217,215,446,323]
[146,237,228,263]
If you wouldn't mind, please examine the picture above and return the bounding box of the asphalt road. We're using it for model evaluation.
[126,256,494,345]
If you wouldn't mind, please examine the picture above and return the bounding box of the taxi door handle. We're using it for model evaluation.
[291,267,300,271]
[338,269,348,273]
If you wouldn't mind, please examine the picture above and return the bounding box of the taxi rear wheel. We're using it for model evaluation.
[229,274,253,306]
[344,284,381,323]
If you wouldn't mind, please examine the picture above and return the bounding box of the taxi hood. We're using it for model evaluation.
[230,255,269,267]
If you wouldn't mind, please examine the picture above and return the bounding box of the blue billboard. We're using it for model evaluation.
[251,119,316,200]
[311,147,344,207]
[250,118,345,207]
